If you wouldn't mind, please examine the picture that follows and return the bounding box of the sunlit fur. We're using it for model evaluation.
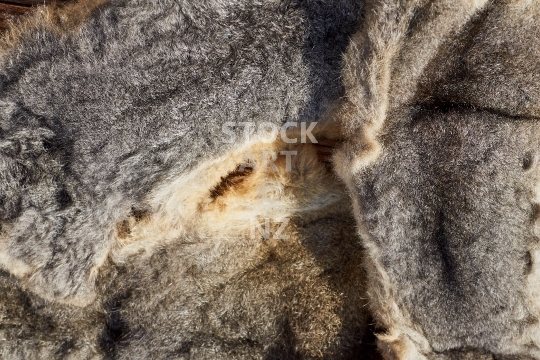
[0,0,373,358]
[336,0,540,359]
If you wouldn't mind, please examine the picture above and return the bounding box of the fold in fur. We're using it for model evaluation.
[0,0,377,358]
[4,0,540,358]
[0,0,362,306]
[1,129,372,359]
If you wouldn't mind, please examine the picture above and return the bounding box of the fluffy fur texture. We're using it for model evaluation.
[336,0,540,358]
[0,0,108,56]
[4,0,540,358]
[0,0,363,305]
[0,0,379,358]
[1,133,373,359]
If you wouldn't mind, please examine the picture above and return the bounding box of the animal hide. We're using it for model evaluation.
[335,0,540,359]
[0,0,373,358]
[2,0,540,359]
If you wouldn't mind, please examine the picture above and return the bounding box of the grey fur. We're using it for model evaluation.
[0,0,376,359]
[5,0,540,358]
[0,0,362,304]
[338,0,540,358]
[1,201,370,359]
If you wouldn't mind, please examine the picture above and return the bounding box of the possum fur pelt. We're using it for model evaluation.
[3,0,540,359]
[335,0,540,359]
[0,0,375,359]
